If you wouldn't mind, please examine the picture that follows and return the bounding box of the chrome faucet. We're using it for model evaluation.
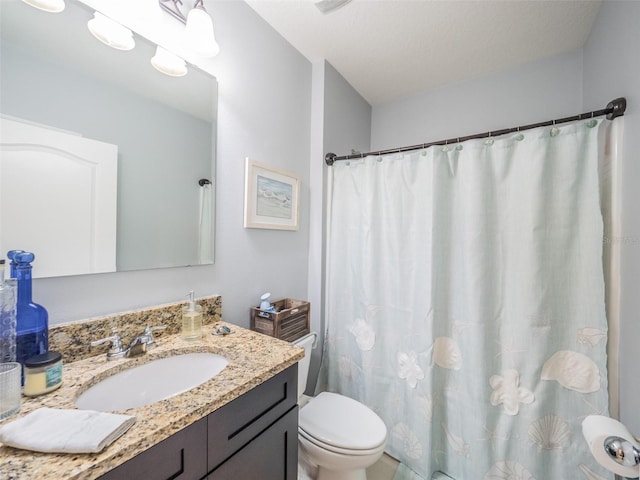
[91,325,167,360]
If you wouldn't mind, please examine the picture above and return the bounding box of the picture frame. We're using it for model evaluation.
[244,158,300,230]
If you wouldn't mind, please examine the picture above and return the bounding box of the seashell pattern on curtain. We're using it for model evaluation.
[319,119,614,479]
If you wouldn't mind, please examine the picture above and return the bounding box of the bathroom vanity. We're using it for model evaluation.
[0,301,303,480]
[98,365,298,480]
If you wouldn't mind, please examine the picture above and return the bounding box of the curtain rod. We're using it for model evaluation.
[324,97,627,166]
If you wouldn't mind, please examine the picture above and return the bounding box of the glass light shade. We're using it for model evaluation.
[184,7,220,58]
[20,0,65,13]
[151,46,188,77]
[87,12,135,51]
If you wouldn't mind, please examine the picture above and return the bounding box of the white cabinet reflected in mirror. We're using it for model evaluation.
[0,0,217,278]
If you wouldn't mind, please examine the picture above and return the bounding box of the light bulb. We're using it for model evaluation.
[87,12,135,51]
[184,7,220,58]
[20,0,65,13]
[151,46,188,77]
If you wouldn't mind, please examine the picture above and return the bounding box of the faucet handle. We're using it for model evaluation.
[143,324,167,348]
[91,328,126,359]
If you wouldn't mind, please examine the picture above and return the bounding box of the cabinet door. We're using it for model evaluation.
[207,406,298,480]
[207,365,297,470]
[98,417,207,480]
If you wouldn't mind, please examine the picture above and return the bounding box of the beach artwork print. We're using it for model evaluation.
[244,158,299,230]
[256,175,293,219]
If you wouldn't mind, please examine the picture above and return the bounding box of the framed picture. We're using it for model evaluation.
[244,158,300,230]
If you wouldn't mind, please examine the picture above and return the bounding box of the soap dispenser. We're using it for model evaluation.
[182,291,203,341]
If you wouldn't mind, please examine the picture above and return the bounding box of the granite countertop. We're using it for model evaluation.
[0,323,304,480]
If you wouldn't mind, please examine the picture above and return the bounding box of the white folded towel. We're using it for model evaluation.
[0,407,135,453]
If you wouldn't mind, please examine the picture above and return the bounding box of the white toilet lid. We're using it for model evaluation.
[299,392,387,451]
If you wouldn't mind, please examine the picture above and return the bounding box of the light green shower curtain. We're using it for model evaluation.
[319,119,612,479]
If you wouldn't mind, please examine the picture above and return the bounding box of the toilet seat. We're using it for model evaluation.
[299,392,386,453]
[299,428,384,456]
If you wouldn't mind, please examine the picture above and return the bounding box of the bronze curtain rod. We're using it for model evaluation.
[324,97,627,166]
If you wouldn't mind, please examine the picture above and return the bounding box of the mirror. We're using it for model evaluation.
[0,1,217,278]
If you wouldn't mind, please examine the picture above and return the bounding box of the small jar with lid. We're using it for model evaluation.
[23,351,63,397]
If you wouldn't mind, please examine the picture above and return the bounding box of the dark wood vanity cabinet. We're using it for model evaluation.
[97,417,208,480]
[205,407,298,480]
[98,365,298,480]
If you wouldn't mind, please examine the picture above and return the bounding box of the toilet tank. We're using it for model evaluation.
[293,332,317,400]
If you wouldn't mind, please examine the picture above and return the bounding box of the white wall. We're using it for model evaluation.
[34,0,312,329]
[583,0,640,435]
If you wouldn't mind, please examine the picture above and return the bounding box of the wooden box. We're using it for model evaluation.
[250,298,310,342]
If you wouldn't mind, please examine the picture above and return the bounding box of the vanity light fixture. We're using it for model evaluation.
[159,0,220,58]
[87,11,135,51]
[151,46,188,77]
[20,0,65,13]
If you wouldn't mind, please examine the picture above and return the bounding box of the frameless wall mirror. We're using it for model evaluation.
[0,0,217,278]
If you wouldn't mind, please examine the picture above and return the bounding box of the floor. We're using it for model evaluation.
[366,453,399,480]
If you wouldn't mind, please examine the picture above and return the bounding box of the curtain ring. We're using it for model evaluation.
[484,131,494,145]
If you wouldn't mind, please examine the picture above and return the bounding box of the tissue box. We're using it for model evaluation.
[250,298,310,342]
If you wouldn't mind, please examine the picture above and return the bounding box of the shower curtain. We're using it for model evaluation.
[319,118,617,480]
[198,182,213,264]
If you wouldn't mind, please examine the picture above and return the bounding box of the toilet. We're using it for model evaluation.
[294,333,387,480]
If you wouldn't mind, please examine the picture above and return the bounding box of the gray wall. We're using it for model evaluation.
[583,0,640,435]
[371,49,584,150]
[305,61,371,393]
[31,1,312,329]
[323,62,372,157]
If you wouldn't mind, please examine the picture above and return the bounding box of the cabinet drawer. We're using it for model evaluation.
[207,364,297,470]
[98,417,207,480]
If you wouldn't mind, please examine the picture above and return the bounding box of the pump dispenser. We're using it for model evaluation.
[181,291,202,340]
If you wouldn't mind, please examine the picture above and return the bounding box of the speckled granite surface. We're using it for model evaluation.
[0,297,303,480]
[48,296,222,363]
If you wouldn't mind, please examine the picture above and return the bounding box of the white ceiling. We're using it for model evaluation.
[245,0,602,106]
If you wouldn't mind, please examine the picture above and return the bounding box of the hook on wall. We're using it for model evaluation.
[198,178,211,186]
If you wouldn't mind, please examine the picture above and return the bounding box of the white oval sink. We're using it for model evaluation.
[75,352,228,412]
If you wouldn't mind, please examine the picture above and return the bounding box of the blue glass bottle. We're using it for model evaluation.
[15,252,48,383]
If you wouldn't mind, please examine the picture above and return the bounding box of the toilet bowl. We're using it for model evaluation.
[294,333,387,480]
